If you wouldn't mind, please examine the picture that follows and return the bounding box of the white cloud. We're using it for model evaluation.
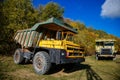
[101,0,120,18]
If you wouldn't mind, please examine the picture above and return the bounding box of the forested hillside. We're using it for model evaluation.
[0,0,120,55]
[64,19,120,55]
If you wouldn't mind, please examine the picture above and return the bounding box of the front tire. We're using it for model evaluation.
[96,54,99,60]
[113,54,116,60]
[33,51,51,75]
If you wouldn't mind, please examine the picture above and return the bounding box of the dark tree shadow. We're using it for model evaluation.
[47,63,90,74]
[47,63,103,80]
[86,67,102,80]
[63,63,90,73]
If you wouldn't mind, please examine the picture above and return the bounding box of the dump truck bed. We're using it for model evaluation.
[14,18,78,48]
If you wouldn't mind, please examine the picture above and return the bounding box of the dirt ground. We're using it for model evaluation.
[0,55,120,80]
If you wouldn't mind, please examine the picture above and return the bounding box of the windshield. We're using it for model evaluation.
[104,42,114,46]
[56,31,74,41]
[96,42,114,46]
[66,34,73,41]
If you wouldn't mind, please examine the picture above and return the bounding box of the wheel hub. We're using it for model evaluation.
[15,52,19,62]
[35,57,43,70]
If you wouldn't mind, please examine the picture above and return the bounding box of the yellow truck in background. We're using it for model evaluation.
[13,17,85,74]
[95,39,117,60]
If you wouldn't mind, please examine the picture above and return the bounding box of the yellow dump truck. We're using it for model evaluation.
[13,17,85,74]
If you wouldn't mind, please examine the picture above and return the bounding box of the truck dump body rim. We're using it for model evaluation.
[30,17,78,34]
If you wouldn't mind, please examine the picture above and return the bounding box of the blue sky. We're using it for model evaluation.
[33,0,120,38]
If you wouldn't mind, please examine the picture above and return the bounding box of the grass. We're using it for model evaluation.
[0,54,120,80]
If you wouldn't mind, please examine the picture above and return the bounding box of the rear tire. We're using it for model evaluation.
[13,48,24,64]
[33,51,51,75]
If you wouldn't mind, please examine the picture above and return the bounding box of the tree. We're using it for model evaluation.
[0,0,39,54]
[0,0,5,27]
[1,0,119,56]
[38,4,44,22]
[39,2,64,21]
[3,0,38,31]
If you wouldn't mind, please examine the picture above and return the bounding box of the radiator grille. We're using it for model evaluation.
[101,49,112,55]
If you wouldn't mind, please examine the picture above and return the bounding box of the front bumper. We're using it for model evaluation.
[98,55,115,58]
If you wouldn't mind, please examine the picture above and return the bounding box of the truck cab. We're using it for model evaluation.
[13,17,85,74]
[95,39,116,60]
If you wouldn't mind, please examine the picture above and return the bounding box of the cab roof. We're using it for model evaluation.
[95,39,116,42]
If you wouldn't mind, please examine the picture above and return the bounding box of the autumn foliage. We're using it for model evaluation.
[0,0,120,55]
